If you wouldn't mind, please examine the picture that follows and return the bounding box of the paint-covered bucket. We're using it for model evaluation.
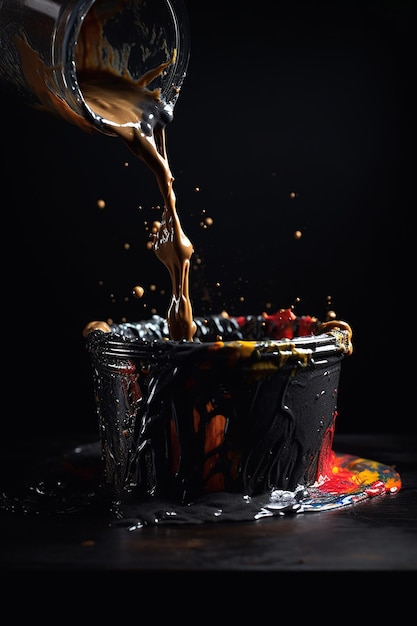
[84,312,353,504]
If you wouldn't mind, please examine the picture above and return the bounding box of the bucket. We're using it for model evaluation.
[85,313,352,503]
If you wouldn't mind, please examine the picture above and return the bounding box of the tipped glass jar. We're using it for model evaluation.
[0,0,190,135]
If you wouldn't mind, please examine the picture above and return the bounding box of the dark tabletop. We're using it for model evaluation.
[0,432,415,573]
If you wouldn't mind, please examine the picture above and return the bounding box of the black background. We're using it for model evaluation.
[1,0,414,441]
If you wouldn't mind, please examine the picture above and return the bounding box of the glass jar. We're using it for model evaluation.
[0,0,190,134]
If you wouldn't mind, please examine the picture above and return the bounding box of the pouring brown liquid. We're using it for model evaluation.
[16,16,351,349]
[14,14,195,342]
[78,62,197,341]
[78,63,353,350]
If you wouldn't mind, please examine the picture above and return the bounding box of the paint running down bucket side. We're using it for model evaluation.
[85,312,353,504]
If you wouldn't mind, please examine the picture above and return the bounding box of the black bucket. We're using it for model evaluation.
[85,314,352,504]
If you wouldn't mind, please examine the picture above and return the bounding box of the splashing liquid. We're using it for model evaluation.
[78,58,196,340]
[12,2,194,340]
[76,29,196,341]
